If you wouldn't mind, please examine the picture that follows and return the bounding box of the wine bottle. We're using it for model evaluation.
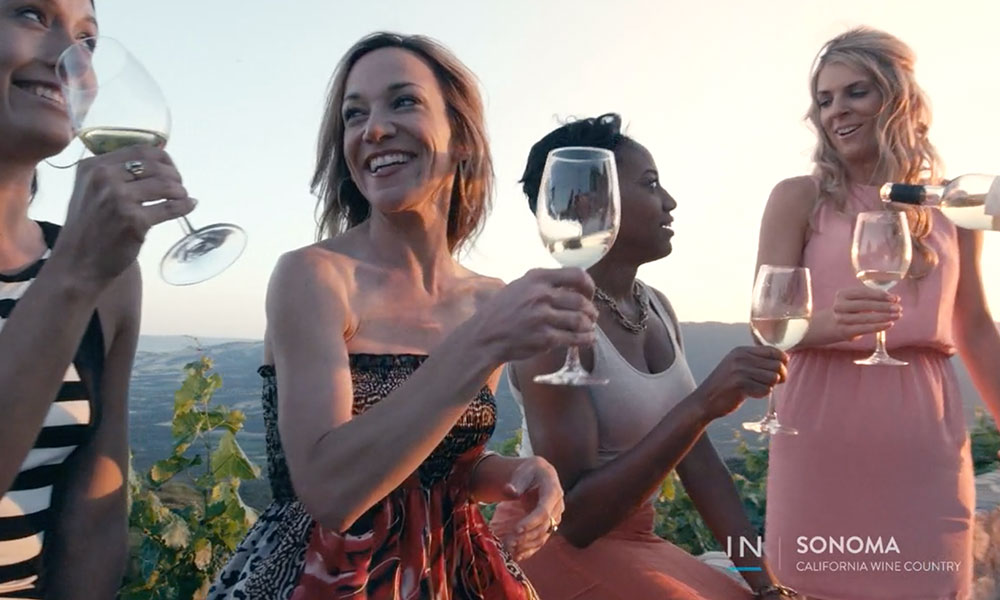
[880,174,1000,231]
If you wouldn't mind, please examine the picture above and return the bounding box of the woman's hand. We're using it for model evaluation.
[471,268,597,365]
[697,346,788,420]
[830,286,901,342]
[53,145,196,286]
[497,456,564,562]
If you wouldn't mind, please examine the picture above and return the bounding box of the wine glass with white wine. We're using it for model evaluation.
[56,37,246,286]
[742,264,812,436]
[534,146,621,386]
[851,210,912,366]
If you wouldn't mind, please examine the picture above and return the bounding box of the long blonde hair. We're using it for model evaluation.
[808,27,941,275]
[311,32,494,254]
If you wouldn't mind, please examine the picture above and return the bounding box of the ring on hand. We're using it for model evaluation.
[547,516,559,534]
[124,160,146,180]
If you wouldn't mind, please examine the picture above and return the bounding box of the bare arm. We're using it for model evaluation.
[515,339,784,549]
[677,437,777,591]
[0,146,193,495]
[516,352,710,548]
[952,229,1000,423]
[755,176,899,348]
[273,255,596,532]
[45,264,138,599]
[0,257,105,495]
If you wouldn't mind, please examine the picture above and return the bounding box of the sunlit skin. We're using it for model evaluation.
[0,0,97,167]
[341,47,460,245]
[257,41,599,582]
[596,141,677,269]
[0,2,196,598]
[815,61,883,184]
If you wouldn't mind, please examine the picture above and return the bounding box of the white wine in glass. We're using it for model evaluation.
[851,211,911,366]
[743,265,812,436]
[534,147,621,386]
[78,126,167,153]
[57,36,246,286]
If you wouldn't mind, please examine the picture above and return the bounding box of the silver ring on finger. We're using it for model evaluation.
[124,160,146,181]
[547,516,559,534]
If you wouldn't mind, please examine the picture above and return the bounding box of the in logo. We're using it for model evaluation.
[726,536,763,572]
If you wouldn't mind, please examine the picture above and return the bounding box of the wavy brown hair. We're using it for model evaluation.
[808,27,941,275]
[311,32,493,254]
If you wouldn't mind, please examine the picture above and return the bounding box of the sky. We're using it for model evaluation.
[29,0,1000,339]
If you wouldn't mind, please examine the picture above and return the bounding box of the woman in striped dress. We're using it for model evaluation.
[0,1,195,597]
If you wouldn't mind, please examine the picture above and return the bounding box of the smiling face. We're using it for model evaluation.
[815,60,883,172]
[611,140,677,264]
[0,0,97,161]
[340,46,459,219]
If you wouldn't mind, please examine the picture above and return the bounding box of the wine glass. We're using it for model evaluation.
[534,147,621,386]
[851,211,912,366]
[56,37,246,286]
[742,265,812,436]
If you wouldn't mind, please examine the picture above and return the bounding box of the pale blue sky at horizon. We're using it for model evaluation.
[29,0,1000,339]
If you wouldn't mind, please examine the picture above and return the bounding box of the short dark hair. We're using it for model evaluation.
[520,113,631,213]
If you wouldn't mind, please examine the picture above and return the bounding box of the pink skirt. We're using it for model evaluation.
[490,500,752,599]
[765,348,973,600]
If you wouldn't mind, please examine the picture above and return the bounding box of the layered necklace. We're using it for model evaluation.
[593,281,649,334]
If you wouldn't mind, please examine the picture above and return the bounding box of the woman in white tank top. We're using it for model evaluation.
[491,114,795,600]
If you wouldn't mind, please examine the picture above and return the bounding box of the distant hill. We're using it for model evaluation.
[136,336,259,354]
[130,328,991,509]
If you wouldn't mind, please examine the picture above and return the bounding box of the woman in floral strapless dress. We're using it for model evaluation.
[209,31,598,600]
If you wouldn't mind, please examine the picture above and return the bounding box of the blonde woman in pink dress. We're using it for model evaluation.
[758,27,1000,600]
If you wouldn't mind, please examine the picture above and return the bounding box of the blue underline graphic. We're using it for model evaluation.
[729,567,763,572]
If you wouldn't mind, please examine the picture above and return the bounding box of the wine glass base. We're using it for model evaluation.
[854,353,908,366]
[160,223,247,286]
[743,419,798,436]
[533,368,609,386]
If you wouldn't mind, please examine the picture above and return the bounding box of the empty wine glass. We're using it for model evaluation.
[534,147,621,385]
[851,211,911,366]
[57,36,246,286]
[742,264,812,436]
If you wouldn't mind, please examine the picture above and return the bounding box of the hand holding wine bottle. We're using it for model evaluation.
[881,174,1000,231]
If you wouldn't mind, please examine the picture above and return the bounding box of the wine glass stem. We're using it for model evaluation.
[564,345,583,371]
[178,216,196,237]
[765,389,779,420]
[875,329,889,356]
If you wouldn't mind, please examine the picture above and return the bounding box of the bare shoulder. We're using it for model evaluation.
[270,242,353,299]
[645,283,682,333]
[757,176,819,266]
[767,175,820,215]
[267,243,356,335]
[472,274,505,296]
[457,266,505,307]
[646,284,677,318]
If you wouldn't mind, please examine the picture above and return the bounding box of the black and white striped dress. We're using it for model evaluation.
[0,221,104,599]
